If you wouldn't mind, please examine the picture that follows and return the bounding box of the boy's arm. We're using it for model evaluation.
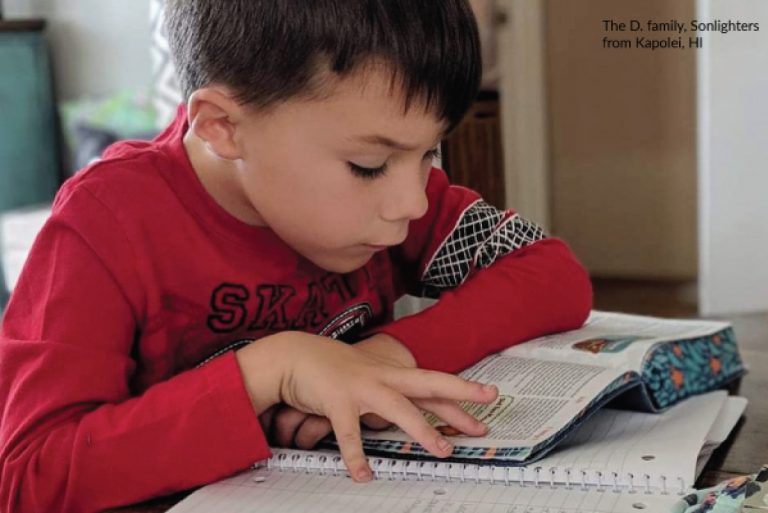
[373,167,593,374]
[0,192,270,513]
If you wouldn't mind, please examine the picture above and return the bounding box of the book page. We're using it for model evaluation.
[696,396,748,476]
[360,354,630,460]
[504,311,729,370]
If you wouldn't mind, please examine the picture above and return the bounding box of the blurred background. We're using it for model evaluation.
[0,0,766,319]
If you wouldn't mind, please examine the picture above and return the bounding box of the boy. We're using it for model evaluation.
[0,1,592,512]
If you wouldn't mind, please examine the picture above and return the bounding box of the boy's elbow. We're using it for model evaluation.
[564,252,593,329]
[514,237,592,332]
[550,238,593,330]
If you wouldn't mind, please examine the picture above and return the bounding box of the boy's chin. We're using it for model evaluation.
[307,252,373,274]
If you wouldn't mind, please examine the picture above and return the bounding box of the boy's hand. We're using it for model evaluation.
[353,333,418,369]
[236,331,497,482]
[268,334,427,449]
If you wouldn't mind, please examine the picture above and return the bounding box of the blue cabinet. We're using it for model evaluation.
[0,21,61,214]
[0,20,60,308]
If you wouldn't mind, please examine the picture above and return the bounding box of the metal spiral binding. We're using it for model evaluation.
[388,459,398,480]
[263,451,688,495]
[612,472,620,493]
[318,455,328,475]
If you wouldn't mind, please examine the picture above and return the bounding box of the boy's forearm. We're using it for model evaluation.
[0,347,269,513]
[381,169,591,373]
[376,238,593,373]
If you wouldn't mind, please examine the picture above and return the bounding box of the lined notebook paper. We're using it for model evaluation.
[167,391,742,513]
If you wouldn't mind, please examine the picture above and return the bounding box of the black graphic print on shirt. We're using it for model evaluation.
[206,273,358,334]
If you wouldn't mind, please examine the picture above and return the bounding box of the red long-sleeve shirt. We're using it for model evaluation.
[0,107,591,513]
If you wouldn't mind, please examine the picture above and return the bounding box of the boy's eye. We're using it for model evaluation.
[347,148,441,180]
[347,162,388,180]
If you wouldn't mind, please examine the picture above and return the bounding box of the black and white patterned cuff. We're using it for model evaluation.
[420,200,546,298]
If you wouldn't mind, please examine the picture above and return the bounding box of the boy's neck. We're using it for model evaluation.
[182,129,268,227]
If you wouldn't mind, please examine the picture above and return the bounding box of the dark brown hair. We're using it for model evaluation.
[164,0,481,130]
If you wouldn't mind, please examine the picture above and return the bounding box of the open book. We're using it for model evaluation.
[351,311,745,464]
[168,392,747,513]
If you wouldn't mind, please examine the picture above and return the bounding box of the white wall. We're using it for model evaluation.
[4,0,152,101]
[544,0,698,279]
[698,0,768,314]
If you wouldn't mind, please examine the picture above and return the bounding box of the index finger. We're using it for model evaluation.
[328,407,372,483]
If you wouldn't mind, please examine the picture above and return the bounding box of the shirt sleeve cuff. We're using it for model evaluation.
[182,351,273,483]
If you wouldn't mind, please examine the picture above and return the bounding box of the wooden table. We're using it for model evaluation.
[110,311,768,512]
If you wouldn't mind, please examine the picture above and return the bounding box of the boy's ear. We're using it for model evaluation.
[186,88,245,160]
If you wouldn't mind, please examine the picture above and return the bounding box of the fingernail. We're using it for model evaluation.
[355,469,372,481]
[483,384,497,393]
[437,436,453,453]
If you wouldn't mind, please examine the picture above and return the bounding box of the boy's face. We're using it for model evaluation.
[232,67,446,273]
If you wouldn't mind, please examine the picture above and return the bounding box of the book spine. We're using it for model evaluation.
[264,450,689,496]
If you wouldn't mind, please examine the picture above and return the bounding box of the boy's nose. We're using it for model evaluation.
[379,169,429,223]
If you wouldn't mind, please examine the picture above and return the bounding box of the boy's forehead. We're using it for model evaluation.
[237,64,448,147]
[320,68,448,144]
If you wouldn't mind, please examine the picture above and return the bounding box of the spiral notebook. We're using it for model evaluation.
[168,391,745,513]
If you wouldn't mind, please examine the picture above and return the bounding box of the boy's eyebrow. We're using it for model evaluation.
[351,134,443,151]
